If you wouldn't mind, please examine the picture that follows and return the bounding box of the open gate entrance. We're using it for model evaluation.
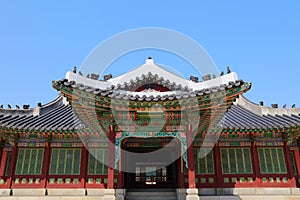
[122,138,181,189]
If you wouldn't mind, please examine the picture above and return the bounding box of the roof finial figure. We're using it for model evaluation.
[148,56,152,59]
[23,105,30,109]
[0,105,3,109]
[202,74,212,81]
[73,66,77,73]
[90,73,100,80]
[227,66,231,74]
[7,104,11,109]
[86,74,90,78]
[220,71,224,76]
[104,74,113,81]
[283,104,287,108]
[292,104,296,108]
[79,71,83,76]
[15,105,20,109]
[190,76,199,83]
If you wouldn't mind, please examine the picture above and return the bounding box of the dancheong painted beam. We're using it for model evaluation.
[0,58,300,199]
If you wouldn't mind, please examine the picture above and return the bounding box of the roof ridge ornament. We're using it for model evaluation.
[227,66,231,74]
[236,95,300,116]
[145,57,154,64]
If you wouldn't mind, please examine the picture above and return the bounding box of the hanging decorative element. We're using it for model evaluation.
[114,131,188,169]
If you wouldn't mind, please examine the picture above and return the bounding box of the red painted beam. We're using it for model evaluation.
[8,145,18,189]
[0,149,8,177]
[80,147,88,188]
[42,143,50,188]
[284,142,297,187]
[186,124,196,188]
[251,143,261,187]
[177,156,185,188]
[107,124,115,189]
[214,144,223,187]
[294,148,300,176]
[117,150,124,189]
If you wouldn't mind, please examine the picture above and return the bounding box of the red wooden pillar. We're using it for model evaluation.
[186,124,196,188]
[80,146,87,188]
[8,144,18,188]
[0,148,8,178]
[117,171,124,189]
[251,142,261,187]
[107,124,115,189]
[294,148,300,176]
[42,142,50,188]
[284,142,297,187]
[117,148,124,189]
[214,143,222,187]
[177,156,185,188]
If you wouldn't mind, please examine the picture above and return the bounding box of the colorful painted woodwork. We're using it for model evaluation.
[0,58,300,191]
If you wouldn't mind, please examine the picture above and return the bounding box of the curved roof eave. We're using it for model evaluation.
[66,58,239,92]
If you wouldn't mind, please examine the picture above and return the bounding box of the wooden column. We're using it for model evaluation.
[107,124,115,189]
[177,156,185,188]
[294,148,300,176]
[117,148,124,189]
[117,171,124,189]
[8,144,18,188]
[186,124,196,188]
[80,147,88,188]
[251,142,261,187]
[0,148,8,178]
[214,144,222,187]
[42,142,51,188]
[284,142,297,187]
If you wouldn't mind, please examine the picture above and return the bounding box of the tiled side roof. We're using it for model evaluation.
[1,95,299,132]
[219,96,300,130]
[0,96,83,131]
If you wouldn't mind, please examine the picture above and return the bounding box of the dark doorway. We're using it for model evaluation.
[122,138,180,189]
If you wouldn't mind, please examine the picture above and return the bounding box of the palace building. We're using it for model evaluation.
[0,58,300,200]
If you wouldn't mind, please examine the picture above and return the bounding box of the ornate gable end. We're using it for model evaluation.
[109,57,192,92]
[114,72,188,92]
[65,57,242,95]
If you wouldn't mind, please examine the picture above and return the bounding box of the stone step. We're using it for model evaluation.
[127,189,176,192]
[126,196,177,200]
[127,191,176,196]
[126,189,177,200]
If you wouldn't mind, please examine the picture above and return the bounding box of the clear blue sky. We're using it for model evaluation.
[0,1,299,108]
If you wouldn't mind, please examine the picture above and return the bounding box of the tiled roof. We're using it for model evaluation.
[66,58,240,92]
[58,78,247,102]
[1,95,300,132]
[0,96,83,131]
[218,96,300,130]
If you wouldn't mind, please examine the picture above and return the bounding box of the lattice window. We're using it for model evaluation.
[15,148,44,175]
[221,148,253,174]
[290,152,298,175]
[49,148,81,175]
[258,147,287,174]
[88,148,108,175]
[5,151,12,176]
[194,148,215,174]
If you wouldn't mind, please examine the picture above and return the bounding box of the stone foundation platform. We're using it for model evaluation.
[1,188,300,200]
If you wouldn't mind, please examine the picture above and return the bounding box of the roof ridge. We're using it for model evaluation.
[236,95,300,116]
